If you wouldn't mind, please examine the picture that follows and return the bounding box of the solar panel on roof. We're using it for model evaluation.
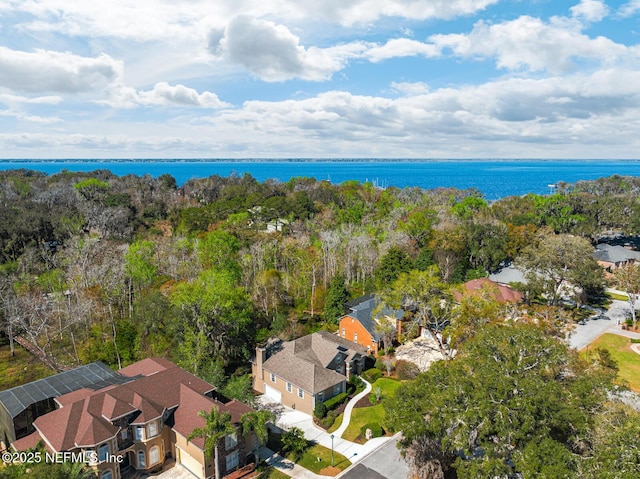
[0,362,129,418]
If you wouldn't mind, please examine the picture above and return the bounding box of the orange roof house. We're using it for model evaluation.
[2,358,257,479]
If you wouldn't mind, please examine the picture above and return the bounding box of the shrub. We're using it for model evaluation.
[360,422,384,439]
[314,402,328,419]
[349,375,365,394]
[324,392,348,411]
[395,360,420,380]
[377,348,385,356]
[374,358,385,370]
[321,410,338,429]
[361,368,383,383]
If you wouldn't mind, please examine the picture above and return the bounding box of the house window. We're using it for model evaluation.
[149,446,160,466]
[226,450,239,471]
[317,392,324,402]
[101,471,113,479]
[270,373,276,383]
[297,388,304,399]
[334,384,341,395]
[134,426,144,441]
[286,382,292,393]
[121,429,128,441]
[138,450,146,468]
[147,421,158,438]
[225,432,238,450]
[98,443,110,462]
[354,332,358,343]
[342,328,346,338]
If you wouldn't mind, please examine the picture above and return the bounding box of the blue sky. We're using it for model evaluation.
[0,0,639,159]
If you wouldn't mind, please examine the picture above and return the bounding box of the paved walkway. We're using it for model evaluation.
[333,378,371,438]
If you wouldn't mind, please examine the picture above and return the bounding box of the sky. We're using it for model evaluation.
[0,0,639,159]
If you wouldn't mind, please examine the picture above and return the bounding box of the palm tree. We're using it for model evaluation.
[187,406,235,479]
[240,410,275,462]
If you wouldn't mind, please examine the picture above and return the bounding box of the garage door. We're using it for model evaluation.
[177,447,204,479]
[264,384,282,402]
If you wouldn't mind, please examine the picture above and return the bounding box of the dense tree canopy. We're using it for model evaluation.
[385,323,618,479]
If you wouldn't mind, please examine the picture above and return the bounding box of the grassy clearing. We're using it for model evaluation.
[339,377,401,443]
[0,344,53,390]
[259,467,290,479]
[581,333,640,391]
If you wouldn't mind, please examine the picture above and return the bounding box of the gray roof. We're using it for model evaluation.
[347,297,404,341]
[593,243,640,264]
[489,264,528,285]
[0,362,133,418]
[262,331,367,394]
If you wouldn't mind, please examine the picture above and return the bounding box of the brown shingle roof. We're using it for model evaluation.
[263,331,367,394]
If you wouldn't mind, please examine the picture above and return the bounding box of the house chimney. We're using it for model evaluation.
[256,346,266,381]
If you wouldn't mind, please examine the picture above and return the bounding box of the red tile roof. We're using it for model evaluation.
[27,359,244,452]
[456,278,523,303]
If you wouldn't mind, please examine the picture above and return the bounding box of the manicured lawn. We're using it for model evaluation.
[298,444,350,475]
[0,344,53,390]
[338,377,401,443]
[267,432,350,475]
[581,333,640,391]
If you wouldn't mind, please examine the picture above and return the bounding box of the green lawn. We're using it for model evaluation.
[0,344,53,390]
[582,333,640,391]
[332,377,401,443]
[260,467,291,479]
[297,443,350,475]
[267,431,350,475]
[606,291,629,301]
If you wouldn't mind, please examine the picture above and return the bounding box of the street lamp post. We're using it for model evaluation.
[330,434,335,467]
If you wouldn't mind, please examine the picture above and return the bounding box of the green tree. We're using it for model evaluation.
[240,409,276,461]
[612,264,640,329]
[375,246,413,288]
[281,426,308,461]
[385,323,615,479]
[379,267,453,359]
[324,274,349,324]
[187,407,235,479]
[517,232,603,306]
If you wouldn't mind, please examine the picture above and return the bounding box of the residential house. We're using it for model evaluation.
[252,331,368,415]
[593,243,640,272]
[489,264,528,286]
[338,295,404,354]
[454,278,523,304]
[2,358,257,479]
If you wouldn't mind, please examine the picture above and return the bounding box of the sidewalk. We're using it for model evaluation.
[259,447,326,479]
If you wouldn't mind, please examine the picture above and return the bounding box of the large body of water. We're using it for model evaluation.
[2,159,640,199]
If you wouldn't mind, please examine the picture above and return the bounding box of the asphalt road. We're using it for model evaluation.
[337,435,409,479]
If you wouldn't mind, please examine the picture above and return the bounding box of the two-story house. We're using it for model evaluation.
[2,358,257,479]
[252,331,368,415]
[338,295,404,354]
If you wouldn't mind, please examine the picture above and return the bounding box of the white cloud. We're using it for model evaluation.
[570,0,609,22]
[136,83,230,108]
[0,47,121,93]
[618,0,640,17]
[215,16,369,81]
[0,109,62,124]
[0,94,62,105]
[365,38,439,62]
[429,16,628,74]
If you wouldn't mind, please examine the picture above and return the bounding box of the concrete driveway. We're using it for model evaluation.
[567,299,638,350]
